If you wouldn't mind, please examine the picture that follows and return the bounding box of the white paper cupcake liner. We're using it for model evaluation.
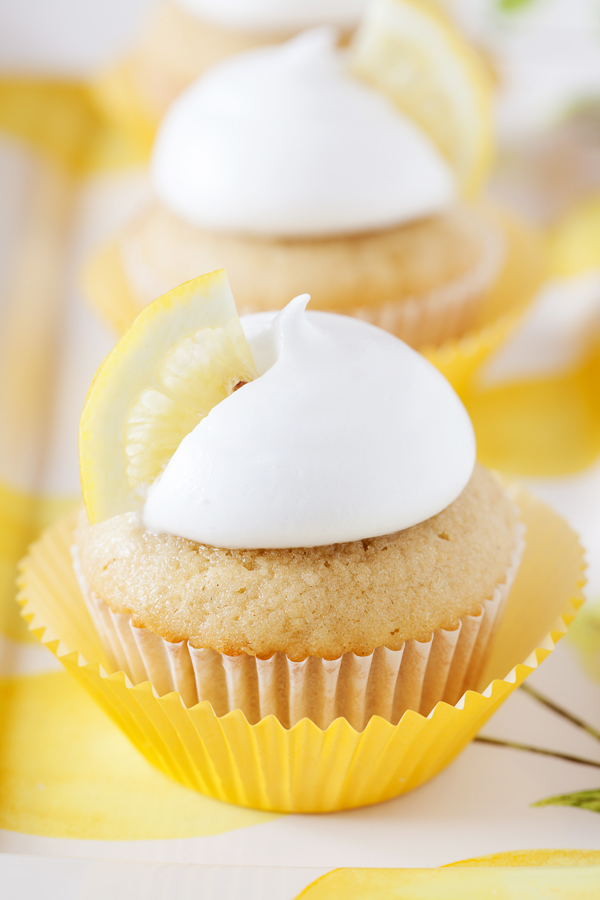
[346,220,506,348]
[72,525,524,731]
[114,206,506,351]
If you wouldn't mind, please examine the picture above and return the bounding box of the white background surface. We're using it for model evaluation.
[0,0,156,75]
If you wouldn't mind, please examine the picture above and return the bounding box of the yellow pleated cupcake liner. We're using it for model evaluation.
[17,484,583,813]
[82,239,143,335]
[90,60,159,146]
[81,209,546,396]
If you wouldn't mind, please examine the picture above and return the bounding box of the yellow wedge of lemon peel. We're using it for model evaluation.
[80,269,257,524]
[297,863,600,898]
[350,0,493,196]
[448,849,600,867]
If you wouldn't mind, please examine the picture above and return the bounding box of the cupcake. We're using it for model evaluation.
[99,0,367,125]
[72,270,523,731]
[85,4,527,349]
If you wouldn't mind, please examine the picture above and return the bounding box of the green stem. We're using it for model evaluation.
[520,683,600,743]
[475,736,600,769]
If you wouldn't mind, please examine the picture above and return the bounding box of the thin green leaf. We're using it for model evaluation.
[498,0,538,12]
[475,736,600,769]
[534,788,600,813]
[520,684,600,743]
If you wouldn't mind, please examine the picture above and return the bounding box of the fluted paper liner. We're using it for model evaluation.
[82,210,545,395]
[340,218,504,350]
[18,486,583,813]
[71,524,524,731]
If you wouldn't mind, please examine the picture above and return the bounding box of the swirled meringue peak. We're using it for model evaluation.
[176,0,368,32]
[151,27,457,238]
[144,296,476,548]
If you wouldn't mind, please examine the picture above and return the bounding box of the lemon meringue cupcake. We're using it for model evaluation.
[85,2,515,348]
[106,0,367,125]
[73,271,523,730]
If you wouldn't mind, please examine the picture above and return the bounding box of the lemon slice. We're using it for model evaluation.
[80,269,257,524]
[350,0,493,196]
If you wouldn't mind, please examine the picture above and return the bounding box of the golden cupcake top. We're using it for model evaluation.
[75,464,517,658]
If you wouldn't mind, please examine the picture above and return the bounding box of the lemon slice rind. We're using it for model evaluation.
[80,269,257,524]
[350,0,493,196]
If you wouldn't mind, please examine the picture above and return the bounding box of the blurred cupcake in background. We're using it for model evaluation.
[85,0,544,352]
[93,0,368,128]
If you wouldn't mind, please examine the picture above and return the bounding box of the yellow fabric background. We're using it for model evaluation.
[0,669,278,839]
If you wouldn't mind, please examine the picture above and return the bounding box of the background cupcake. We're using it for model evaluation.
[94,0,368,126]
[85,1,542,350]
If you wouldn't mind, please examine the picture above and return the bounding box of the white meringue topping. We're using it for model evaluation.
[151,28,457,238]
[144,297,476,548]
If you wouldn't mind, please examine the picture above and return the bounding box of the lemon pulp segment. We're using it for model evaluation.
[350,0,493,195]
[80,270,257,524]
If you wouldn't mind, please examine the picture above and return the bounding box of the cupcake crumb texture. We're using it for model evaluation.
[74,464,517,660]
